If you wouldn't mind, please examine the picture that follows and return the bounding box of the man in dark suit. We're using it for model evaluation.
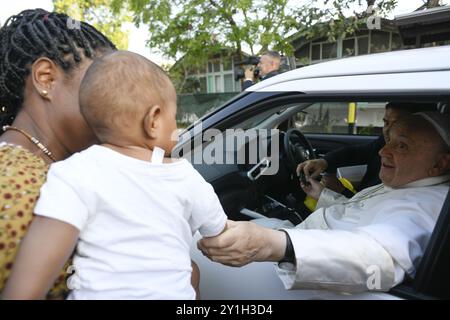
[297,102,438,197]
[242,51,281,90]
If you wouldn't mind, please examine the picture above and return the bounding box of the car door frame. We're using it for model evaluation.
[181,90,450,300]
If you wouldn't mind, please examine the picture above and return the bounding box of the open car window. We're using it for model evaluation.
[294,102,387,136]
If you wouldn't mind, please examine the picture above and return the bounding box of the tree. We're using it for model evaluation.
[108,0,397,66]
[53,0,132,49]
[295,0,398,43]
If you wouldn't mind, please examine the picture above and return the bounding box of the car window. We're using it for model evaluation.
[294,102,386,135]
[234,103,308,130]
[236,107,287,129]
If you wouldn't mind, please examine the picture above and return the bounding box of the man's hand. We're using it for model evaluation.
[301,176,325,200]
[297,159,328,179]
[197,220,286,267]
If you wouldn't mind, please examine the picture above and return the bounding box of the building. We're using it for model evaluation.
[395,5,450,48]
[170,50,248,94]
[171,5,450,129]
[290,18,402,67]
[288,5,450,133]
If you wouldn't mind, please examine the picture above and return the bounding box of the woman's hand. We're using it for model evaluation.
[197,220,286,267]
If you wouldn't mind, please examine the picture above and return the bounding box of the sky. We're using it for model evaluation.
[0,0,447,66]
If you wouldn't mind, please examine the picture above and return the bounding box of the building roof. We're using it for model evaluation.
[395,5,450,26]
[395,5,450,46]
[288,17,397,48]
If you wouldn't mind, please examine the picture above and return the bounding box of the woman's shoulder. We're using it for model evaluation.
[0,143,48,183]
[0,143,48,208]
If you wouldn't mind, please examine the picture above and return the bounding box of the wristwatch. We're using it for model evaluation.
[278,230,296,271]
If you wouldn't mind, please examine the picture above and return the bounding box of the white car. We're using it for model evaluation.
[177,45,450,300]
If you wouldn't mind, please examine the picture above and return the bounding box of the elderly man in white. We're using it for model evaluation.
[199,112,450,292]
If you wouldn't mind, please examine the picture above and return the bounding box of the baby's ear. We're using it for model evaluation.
[143,105,162,139]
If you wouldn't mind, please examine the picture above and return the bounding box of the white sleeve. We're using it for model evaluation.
[276,198,438,293]
[34,164,89,231]
[276,228,398,293]
[187,170,227,237]
[316,188,349,209]
[356,199,436,277]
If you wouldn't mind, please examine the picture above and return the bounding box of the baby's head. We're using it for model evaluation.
[79,50,178,153]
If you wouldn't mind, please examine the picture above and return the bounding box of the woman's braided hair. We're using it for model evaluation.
[0,9,116,125]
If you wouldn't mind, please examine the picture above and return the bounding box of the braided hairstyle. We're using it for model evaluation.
[0,9,116,126]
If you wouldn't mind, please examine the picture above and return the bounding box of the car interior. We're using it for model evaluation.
[178,95,450,299]
[180,100,382,225]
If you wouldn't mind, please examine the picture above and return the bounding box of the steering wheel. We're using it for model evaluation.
[283,128,316,173]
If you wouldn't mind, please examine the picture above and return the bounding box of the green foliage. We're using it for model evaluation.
[292,0,398,42]
[53,0,398,67]
[108,0,396,65]
[53,0,132,49]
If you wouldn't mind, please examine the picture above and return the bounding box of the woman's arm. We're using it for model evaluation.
[2,216,79,299]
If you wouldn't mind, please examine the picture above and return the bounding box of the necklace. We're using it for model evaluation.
[2,125,56,162]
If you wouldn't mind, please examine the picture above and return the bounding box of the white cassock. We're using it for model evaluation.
[277,174,450,293]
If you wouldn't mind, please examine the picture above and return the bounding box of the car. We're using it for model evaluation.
[175,45,450,300]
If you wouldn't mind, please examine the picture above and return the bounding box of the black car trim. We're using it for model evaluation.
[390,284,437,300]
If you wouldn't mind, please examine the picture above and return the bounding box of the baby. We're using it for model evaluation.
[3,51,227,299]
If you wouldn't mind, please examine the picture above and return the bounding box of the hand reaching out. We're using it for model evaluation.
[197,220,286,267]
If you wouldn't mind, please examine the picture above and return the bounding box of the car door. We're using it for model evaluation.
[184,90,450,300]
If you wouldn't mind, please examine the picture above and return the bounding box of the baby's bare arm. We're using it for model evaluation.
[2,216,79,300]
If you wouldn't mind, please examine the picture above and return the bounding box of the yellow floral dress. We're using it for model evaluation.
[0,143,69,298]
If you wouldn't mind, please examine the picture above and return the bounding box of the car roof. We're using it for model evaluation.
[248,45,450,93]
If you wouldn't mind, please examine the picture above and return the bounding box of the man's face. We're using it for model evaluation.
[382,108,408,142]
[258,55,276,77]
[378,124,441,187]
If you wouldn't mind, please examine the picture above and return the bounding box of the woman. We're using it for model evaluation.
[0,9,116,298]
